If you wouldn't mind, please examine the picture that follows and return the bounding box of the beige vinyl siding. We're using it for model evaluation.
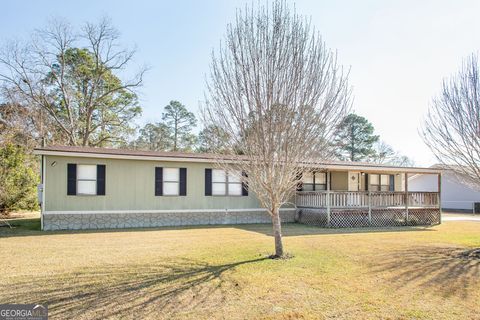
[332,171,405,192]
[330,171,348,191]
[44,155,260,211]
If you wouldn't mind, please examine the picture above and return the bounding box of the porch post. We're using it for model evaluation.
[367,173,372,225]
[405,172,409,225]
[326,170,331,226]
[438,173,442,223]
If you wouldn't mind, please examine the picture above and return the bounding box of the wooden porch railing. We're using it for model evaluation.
[296,191,440,209]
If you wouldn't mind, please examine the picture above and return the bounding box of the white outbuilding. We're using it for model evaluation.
[409,167,480,213]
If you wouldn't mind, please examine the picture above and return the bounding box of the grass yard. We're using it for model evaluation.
[0,219,479,319]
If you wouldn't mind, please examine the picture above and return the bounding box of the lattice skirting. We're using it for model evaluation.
[296,208,441,228]
[295,208,329,226]
[371,208,407,227]
[407,208,441,226]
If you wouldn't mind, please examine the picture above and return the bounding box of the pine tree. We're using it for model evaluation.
[333,113,379,162]
[162,101,197,151]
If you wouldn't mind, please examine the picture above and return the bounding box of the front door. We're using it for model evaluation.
[348,171,360,191]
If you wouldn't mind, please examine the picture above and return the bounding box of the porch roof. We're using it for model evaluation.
[34,145,441,174]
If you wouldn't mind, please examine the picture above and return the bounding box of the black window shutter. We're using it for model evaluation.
[67,163,77,195]
[365,173,369,191]
[205,168,212,196]
[389,174,395,191]
[179,168,187,196]
[96,165,106,195]
[241,171,248,196]
[296,172,303,191]
[155,167,163,196]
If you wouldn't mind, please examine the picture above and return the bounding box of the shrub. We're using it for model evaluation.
[0,144,39,214]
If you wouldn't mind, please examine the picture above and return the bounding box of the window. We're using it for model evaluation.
[163,168,180,196]
[212,169,226,195]
[227,170,243,196]
[302,171,327,191]
[212,169,243,196]
[370,174,390,191]
[77,165,97,195]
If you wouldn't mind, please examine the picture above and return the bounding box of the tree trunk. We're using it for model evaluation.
[271,208,284,257]
[174,118,178,151]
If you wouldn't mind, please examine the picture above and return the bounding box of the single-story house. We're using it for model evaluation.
[34,146,442,230]
[409,168,480,212]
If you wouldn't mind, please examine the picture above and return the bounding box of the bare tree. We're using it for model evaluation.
[372,141,414,167]
[0,17,146,147]
[422,54,480,189]
[204,1,351,257]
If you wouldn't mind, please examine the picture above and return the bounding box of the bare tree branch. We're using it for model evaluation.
[421,53,480,190]
[0,17,146,147]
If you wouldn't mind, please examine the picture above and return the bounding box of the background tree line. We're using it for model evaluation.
[131,100,228,153]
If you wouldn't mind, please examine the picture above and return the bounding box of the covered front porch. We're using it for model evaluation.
[294,165,442,228]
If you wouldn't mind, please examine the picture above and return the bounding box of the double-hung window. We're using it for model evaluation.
[370,174,390,191]
[155,167,187,196]
[68,163,105,196]
[77,165,97,195]
[163,168,180,196]
[302,171,327,191]
[227,171,243,196]
[211,169,243,196]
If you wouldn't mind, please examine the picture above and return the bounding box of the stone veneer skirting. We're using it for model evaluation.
[42,209,297,231]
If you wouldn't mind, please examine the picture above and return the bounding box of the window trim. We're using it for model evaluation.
[76,164,97,196]
[162,167,180,196]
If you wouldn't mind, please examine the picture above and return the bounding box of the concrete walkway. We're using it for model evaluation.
[443,213,480,221]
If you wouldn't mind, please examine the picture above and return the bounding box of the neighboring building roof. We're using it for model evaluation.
[33,145,441,174]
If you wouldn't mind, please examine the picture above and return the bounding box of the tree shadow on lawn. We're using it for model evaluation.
[233,223,436,237]
[3,257,267,319]
[0,218,436,239]
[369,246,480,298]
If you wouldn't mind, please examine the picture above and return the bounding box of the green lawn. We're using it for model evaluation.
[0,219,479,319]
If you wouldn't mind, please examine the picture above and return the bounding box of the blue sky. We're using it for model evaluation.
[3,0,480,165]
